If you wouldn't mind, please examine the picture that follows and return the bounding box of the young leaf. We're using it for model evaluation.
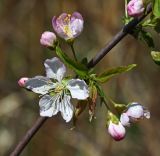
[151,51,160,65]
[131,26,155,48]
[153,0,160,17]
[95,64,137,83]
[55,46,89,77]
[138,29,155,48]
[154,18,160,33]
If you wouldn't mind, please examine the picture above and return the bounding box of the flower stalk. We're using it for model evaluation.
[70,42,78,62]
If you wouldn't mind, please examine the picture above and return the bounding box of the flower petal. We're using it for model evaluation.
[44,57,66,82]
[71,12,83,21]
[25,76,55,94]
[108,121,126,141]
[52,14,71,40]
[120,113,130,126]
[39,94,60,117]
[126,102,144,118]
[67,79,89,100]
[70,12,83,38]
[59,95,74,122]
[70,19,83,38]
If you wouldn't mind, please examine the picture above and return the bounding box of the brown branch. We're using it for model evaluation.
[10,4,152,156]
[88,4,152,68]
[10,117,48,156]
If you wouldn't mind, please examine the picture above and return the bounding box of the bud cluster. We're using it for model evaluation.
[107,102,150,141]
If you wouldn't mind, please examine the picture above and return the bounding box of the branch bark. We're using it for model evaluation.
[10,4,152,156]
[10,117,48,156]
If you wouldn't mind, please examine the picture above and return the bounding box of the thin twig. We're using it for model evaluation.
[10,4,152,156]
[10,117,48,156]
[87,4,152,68]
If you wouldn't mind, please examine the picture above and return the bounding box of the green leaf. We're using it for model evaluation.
[142,15,160,33]
[138,29,155,48]
[151,51,160,65]
[153,0,160,17]
[153,18,160,33]
[95,64,137,83]
[56,46,89,77]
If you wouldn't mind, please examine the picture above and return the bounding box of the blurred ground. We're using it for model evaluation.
[0,0,160,156]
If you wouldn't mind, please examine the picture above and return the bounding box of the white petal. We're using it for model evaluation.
[126,103,144,118]
[144,110,150,119]
[39,94,60,117]
[67,79,89,100]
[44,57,66,82]
[120,113,130,126]
[59,95,74,122]
[25,76,55,95]
[70,19,83,38]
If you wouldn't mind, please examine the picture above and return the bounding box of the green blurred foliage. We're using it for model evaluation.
[0,0,160,156]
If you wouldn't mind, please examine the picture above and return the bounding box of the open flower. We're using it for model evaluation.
[127,0,145,17]
[108,121,126,141]
[52,12,84,41]
[20,57,89,122]
[120,102,150,126]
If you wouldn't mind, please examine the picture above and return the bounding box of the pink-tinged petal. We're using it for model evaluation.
[18,77,29,87]
[52,16,58,31]
[71,12,83,21]
[52,12,84,40]
[70,19,83,38]
[52,15,71,40]
[108,121,126,141]
[56,13,69,25]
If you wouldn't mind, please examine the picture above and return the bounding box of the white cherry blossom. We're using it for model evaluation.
[23,57,89,122]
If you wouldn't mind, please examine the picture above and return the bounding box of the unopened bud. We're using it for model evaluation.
[40,31,57,48]
[108,121,126,141]
[127,0,145,17]
[120,113,130,126]
[18,77,28,87]
[126,102,144,119]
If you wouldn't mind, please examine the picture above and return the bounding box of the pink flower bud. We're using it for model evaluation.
[120,102,150,126]
[127,0,145,17]
[18,77,28,87]
[108,121,126,141]
[52,12,84,41]
[40,31,57,47]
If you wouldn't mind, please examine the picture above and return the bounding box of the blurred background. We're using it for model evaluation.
[0,0,160,156]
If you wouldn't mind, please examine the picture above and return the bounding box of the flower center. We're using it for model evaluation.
[54,83,65,93]
[62,14,73,38]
